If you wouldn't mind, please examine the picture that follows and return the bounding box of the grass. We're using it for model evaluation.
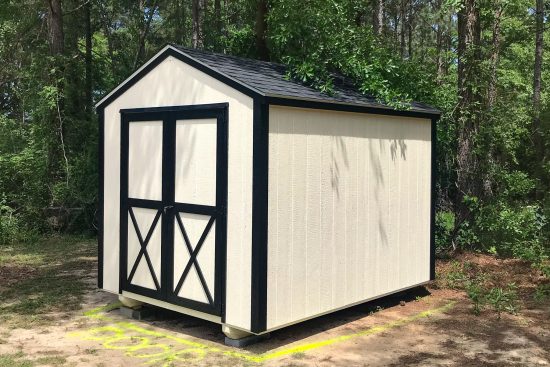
[34,355,67,366]
[0,352,67,367]
[0,352,33,367]
[0,235,96,328]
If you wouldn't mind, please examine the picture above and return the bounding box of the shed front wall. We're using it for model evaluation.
[266,106,432,330]
[102,55,254,330]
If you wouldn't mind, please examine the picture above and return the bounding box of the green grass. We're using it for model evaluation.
[34,355,67,366]
[0,235,96,328]
[0,352,33,367]
[0,352,68,367]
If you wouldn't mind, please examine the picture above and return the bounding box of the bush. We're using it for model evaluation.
[435,210,455,252]
[0,198,36,245]
[476,202,547,261]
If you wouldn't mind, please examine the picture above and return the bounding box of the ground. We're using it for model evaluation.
[0,237,549,367]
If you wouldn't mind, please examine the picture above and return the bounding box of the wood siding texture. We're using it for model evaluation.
[266,106,431,330]
[103,55,254,330]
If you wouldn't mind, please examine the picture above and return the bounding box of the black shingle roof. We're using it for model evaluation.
[172,45,439,115]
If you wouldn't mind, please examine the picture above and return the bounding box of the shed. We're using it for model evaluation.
[96,44,440,340]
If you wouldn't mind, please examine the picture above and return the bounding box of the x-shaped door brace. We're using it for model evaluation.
[127,207,162,291]
[174,212,215,306]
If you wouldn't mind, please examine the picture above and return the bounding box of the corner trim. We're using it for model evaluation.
[250,98,269,333]
[430,117,438,280]
[97,107,104,289]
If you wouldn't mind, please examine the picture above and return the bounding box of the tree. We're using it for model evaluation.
[373,0,384,35]
[533,0,544,159]
[45,0,64,55]
[254,0,269,60]
[192,0,203,48]
[455,0,482,232]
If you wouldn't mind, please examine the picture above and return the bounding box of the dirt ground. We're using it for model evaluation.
[0,238,549,367]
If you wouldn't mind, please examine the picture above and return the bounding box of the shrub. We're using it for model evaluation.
[476,202,547,261]
[435,210,455,252]
[0,199,36,246]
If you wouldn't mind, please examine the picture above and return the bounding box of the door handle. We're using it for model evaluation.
[163,205,174,214]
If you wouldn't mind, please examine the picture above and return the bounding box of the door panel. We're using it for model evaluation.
[120,104,227,317]
[128,121,163,201]
[174,118,217,206]
[173,212,216,303]
[127,207,162,290]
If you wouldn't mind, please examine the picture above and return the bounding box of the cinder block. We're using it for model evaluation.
[119,306,156,320]
[224,333,270,348]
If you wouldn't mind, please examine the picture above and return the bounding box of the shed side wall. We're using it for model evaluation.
[266,106,431,330]
[102,56,254,330]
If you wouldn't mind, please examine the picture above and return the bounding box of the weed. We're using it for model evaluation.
[443,261,467,289]
[465,279,485,315]
[486,283,519,318]
[292,352,307,359]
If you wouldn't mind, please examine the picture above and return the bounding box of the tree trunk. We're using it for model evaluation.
[455,0,482,235]
[533,0,544,150]
[373,0,384,36]
[254,0,269,60]
[215,0,222,38]
[487,3,502,108]
[407,1,413,58]
[400,0,406,58]
[192,0,203,48]
[174,0,185,45]
[84,0,92,114]
[133,0,158,69]
[45,0,64,55]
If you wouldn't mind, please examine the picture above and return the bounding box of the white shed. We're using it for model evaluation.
[96,44,440,340]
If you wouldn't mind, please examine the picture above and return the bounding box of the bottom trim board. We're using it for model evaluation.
[122,291,222,324]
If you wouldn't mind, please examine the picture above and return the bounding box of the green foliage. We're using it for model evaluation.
[486,284,520,317]
[268,0,436,105]
[534,284,550,303]
[476,202,547,261]
[465,278,520,317]
[465,279,485,315]
[435,211,455,252]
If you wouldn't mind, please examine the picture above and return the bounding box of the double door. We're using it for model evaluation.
[120,104,227,316]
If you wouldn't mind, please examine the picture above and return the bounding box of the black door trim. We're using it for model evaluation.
[120,103,228,317]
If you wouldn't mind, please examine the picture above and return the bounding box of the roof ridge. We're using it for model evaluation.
[170,44,288,69]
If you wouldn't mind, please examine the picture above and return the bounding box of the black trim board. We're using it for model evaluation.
[266,96,441,120]
[430,117,438,280]
[97,107,104,289]
[250,98,269,333]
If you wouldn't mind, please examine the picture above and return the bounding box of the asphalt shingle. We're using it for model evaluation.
[172,45,439,115]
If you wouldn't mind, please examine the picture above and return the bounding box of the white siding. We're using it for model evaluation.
[267,106,432,330]
[102,55,254,330]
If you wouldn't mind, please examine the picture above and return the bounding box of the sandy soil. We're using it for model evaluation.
[0,253,549,367]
